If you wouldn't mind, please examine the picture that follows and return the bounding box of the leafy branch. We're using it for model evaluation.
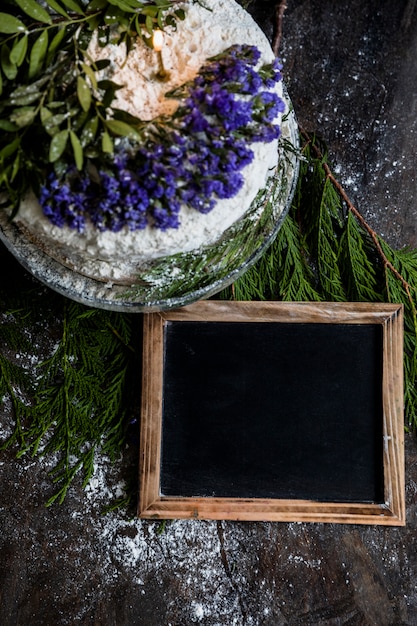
[0,0,187,216]
[0,291,138,506]
[221,131,417,430]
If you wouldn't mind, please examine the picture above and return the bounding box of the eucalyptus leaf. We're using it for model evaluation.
[47,101,67,109]
[105,118,141,140]
[9,106,37,128]
[10,73,51,97]
[43,112,68,133]
[145,14,154,33]
[40,106,53,124]
[46,27,67,65]
[10,35,28,67]
[0,119,18,132]
[81,63,98,90]
[1,45,18,81]
[14,0,52,25]
[0,13,26,34]
[94,59,111,71]
[142,6,158,17]
[97,79,123,91]
[45,0,70,18]
[175,9,186,21]
[70,130,83,169]
[9,90,42,107]
[86,0,108,9]
[49,129,69,162]
[0,137,20,159]
[29,30,49,80]
[103,8,122,25]
[101,130,113,153]
[106,0,138,12]
[77,75,92,112]
[11,153,20,182]
[80,115,99,146]
[59,0,85,14]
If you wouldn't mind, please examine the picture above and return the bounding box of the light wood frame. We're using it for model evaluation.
[138,301,405,525]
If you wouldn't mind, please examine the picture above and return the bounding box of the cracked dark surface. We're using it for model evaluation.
[1,1,417,624]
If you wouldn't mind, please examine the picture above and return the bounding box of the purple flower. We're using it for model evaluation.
[39,44,283,232]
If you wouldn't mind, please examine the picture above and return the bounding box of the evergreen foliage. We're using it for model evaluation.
[0,289,138,505]
[1,131,417,505]
[222,133,417,429]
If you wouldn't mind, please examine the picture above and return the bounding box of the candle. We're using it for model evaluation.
[153,29,164,53]
[152,30,170,81]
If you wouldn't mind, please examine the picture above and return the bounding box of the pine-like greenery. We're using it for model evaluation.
[222,133,417,429]
[0,289,139,505]
[1,131,417,505]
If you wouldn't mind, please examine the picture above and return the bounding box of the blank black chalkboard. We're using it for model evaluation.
[161,321,384,503]
[138,301,405,525]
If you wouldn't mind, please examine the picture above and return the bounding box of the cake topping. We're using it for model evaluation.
[39,44,284,233]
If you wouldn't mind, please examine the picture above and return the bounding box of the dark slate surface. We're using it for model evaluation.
[1,1,417,624]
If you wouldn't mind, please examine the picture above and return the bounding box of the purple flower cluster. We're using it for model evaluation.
[39,44,285,233]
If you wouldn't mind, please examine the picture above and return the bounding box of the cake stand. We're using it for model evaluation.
[0,92,300,313]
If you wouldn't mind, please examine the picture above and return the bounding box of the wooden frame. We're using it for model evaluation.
[138,301,405,525]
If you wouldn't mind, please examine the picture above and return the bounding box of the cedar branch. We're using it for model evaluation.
[299,128,416,306]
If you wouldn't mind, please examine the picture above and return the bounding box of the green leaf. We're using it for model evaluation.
[0,137,20,159]
[106,0,138,12]
[81,63,97,90]
[42,111,67,135]
[80,115,99,146]
[101,130,113,153]
[8,89,41,106]
[104,119,141,141]
[10,72,51,97]
[145,14,154,34]
[70,130,83,169]
[77,75,91,112]
[45,0,70,18]
[94,59,111,71]
[0,119,18,132]
[46,27,67,65]
[14,0,52,24]
[174,8,186,21]
[86,0,108,9]
[1,44,17,80]
[40,106,52,124]
[11,152,20,181]
[49,129,69,162]
[0,13,26,34]
[9,106,37,128]
[59,0,85,13]
[10,35,28,67]
[29,30,49,79]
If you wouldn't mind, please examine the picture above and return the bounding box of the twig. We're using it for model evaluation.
[272,0,288,56]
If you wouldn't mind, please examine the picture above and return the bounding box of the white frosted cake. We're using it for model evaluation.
[13,0,285,282]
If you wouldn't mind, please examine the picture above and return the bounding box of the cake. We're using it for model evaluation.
[1,0,286,285]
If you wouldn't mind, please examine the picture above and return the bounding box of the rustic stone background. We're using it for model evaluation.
[1,1,417,624]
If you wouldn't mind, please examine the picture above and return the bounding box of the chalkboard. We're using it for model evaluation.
[138,301,405,525]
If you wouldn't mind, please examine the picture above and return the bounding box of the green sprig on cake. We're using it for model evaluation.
[0,0,284,235]
[0,0,186,217]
